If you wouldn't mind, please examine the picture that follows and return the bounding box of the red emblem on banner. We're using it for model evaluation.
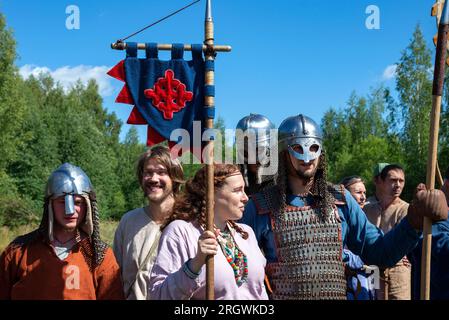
[144,69,194,120]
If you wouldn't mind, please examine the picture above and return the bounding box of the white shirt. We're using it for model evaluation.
[113,207,161,300]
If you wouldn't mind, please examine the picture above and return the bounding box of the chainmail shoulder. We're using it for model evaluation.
[251,185,281,215]
[326,183,346,206]
[79,238,109,272]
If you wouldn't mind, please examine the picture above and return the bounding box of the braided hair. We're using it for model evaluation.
[164,164,249,240]
[86,191,108,270]
[309,150,334,220]
[276,152,289,213]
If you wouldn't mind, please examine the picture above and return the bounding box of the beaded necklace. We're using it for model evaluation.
[217,225,248,286]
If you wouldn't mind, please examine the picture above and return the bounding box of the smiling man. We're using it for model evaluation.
[240,114,448,300]
[0,163,124,300]
[113,146,184,300]
[363,164,411,300]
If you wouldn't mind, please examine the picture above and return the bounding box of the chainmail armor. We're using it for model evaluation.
[83,192,108,271]
[254,183,347,300]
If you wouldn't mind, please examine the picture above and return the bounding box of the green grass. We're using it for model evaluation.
[100,220,119,247]
[0,220,119,253]
[0,224,36,253]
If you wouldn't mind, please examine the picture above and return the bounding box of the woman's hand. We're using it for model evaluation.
[188,229,220,274]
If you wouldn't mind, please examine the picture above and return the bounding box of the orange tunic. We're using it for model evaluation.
[0,234,124,300]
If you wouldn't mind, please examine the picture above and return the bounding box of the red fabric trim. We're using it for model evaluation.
[127,106,147,125]
[116,84,134,105]
[168,141,176,149]
[145,126,205,158]
[107,60,125,82]
[146,126,166,146]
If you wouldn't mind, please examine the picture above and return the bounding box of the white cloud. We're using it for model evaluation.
[19,64,115,96]
[382,64,397,80]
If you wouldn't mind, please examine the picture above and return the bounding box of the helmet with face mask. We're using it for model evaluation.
[278,114,323,164]
[45,163,94,241]
[235,113,275,165]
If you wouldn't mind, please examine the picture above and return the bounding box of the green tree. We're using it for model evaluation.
[0,13,26,169]
[116,127,147,217]
[0,13,34,226]
[439,69,449,177]
[394,25,433,198]
[322,86,394,191]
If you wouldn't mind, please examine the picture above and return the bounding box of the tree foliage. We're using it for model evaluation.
[1,16,447,227]
[0,13,148,226]
[323,25,447,200]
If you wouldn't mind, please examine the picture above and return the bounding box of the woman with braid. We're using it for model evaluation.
[0,163,124,299]
[149,164,268,300]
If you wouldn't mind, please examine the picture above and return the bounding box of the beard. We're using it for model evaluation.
[292,163,318,187]
[144,182,171,204]
[285,151,318,182]
[295,167,316,180]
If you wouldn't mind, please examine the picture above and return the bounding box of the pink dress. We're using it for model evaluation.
[148,220,268,300]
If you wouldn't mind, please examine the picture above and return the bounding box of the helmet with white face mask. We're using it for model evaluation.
[278,114,323,164]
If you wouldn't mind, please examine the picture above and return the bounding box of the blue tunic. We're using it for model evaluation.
[241,190,421,268]
[408,215,449,300]
[344,249,376,300]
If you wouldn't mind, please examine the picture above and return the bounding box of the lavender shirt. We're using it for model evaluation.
[148,220,268,300]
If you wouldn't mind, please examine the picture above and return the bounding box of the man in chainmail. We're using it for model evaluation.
[241,114,448,300]
[0,163,124,299]
[236,113,277,196]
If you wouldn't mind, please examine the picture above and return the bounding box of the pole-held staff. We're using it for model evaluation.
[422,0,449,300]
[109,0,230,301]
[204,0,215,301]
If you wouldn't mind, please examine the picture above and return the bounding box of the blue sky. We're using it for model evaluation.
[0,0,440,143]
